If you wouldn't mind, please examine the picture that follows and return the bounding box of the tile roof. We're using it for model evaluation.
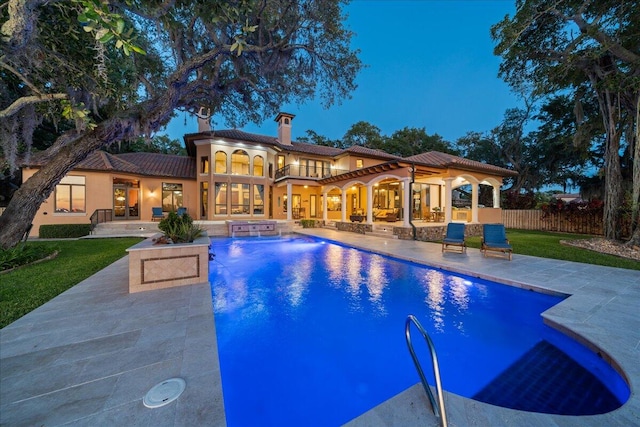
[405,151,518,176]
[26,151,196,179]
[338,145,403,160]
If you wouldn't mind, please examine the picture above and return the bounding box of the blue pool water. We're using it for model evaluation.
[210,236,629,427]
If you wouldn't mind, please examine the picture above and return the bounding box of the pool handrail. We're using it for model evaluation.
[405,314,448,427]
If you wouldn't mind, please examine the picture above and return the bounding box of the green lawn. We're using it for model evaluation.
[466,229,640,271]
[0,238,142,328]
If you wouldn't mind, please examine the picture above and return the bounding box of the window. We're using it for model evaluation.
[215,151,227,174]
[231,183,250,214]
[200,182,208,218]
[253,184,264,214]
[253,155,264,177]
[277,155,285,170]
[201,156,209,174]
[162,182,183,212]
[214,183,227,215]
[356,159,364,168]
[231,149,249,175]
[55,175,86,213]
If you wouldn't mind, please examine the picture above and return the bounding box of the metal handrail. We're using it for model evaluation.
[89,208,113,232]
[405,314,448,427]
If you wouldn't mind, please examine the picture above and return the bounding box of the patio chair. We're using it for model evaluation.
[442,222,466,253]
[152,207,164,221]
[481,224,513,261]
[176,207,187,217]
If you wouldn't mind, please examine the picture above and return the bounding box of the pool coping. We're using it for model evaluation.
[1,230,638,426]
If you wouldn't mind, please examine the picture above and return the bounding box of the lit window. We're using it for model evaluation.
[201,156,209,174]
[356,159,364,168]
[215,151,227,174]
[55,175,85,213]
[231,150,250,175]
[231,183,250,214]
[253,185,264,215]
[162,182,183,212]
[253,155,264,177]
[214,183,227,215]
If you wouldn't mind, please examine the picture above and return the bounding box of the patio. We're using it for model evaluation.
[1,229,638,426]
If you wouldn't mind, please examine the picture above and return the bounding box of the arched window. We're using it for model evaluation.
[215,151,227,174]
[231,149,249,175]
[253,155,264,177]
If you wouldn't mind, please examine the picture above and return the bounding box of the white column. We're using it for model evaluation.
[493,184,500,208]
[403,179,411,227]
[471,182,479,223]
[444,178,454,223]
[322,190,328,222]
[366,184,373,224]
[286,182,292,221]
[341,189,347,222]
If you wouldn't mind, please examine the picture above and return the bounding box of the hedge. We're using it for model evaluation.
[39,224,92,238]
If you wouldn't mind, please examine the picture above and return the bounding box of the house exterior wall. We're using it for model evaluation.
[24,168,196,237]
[24,169,111,237]
[195,138,274,220]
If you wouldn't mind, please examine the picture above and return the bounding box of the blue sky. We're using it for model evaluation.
[164,1,521,144]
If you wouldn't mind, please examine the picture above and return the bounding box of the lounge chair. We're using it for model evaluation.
[152,207,164,221]
[481,224,513,260]
[176,207,187,217]
[442,222,466,253]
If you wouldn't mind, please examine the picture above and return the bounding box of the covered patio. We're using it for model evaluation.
[316,153,517,229]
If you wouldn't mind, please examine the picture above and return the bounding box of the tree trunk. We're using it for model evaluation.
[628,92,640,245]
[0,117,139,249]
[595,88,624,240]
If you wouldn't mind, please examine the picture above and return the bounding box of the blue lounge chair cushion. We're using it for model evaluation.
[481,224,513,260]
[442,223,466,253]
[152,207,164,221]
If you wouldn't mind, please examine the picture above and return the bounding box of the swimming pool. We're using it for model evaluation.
[210,236,629,426]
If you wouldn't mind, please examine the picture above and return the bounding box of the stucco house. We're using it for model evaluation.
[23,112,517,237]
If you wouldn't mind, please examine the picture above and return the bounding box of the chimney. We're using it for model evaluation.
[275,112,295,145]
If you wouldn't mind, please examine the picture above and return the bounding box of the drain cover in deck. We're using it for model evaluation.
[143,378,186,408]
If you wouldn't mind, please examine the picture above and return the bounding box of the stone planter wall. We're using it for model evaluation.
[393,223,483,241]
[336,221,373,234]
[126,234,210,293]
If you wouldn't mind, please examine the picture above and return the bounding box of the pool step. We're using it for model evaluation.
[367,226,398,239]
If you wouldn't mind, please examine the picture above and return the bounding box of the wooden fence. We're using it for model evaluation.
[502,209,604,236]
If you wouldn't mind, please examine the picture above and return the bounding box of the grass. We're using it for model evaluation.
[0,238,143,329]
[466,229,640,271]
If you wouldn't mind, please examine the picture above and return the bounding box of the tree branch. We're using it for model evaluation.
[0,93,68,118]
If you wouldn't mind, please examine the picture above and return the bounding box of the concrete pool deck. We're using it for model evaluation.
[1,229,638,426]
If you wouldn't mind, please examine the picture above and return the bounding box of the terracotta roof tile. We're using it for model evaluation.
[338,145,402,160]
[26,151,195,179]
[405,151,518,176]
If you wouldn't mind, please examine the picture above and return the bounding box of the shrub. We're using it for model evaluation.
[300,219,316,228]
[39,224,92,238]
[158,212,204,243]
[0,245,57,271]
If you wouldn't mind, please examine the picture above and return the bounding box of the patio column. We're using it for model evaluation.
[366,184,373,224]
[322,190,328,222]
[471,182,479,223]
[341,189,347,222]
[286,182,292,221]
[444,177,454,223]
[493,184,500,208]
[402,178,411,227]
